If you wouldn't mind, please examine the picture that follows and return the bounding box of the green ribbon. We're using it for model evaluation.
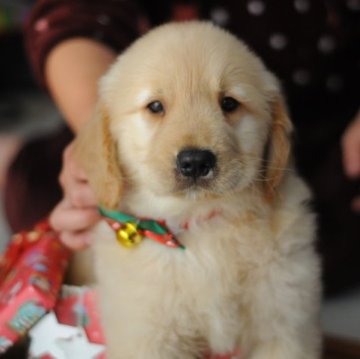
[98,207,171,236]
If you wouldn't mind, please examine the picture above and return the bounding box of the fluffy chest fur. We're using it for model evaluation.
[91,174,317,358]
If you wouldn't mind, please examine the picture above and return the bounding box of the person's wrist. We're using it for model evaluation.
[342,109,360,178]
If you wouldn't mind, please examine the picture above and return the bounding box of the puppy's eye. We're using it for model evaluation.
[220,97,240,113]
[147,101,164,114]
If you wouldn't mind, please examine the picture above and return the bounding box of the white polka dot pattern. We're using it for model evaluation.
[293,69,311,86]
[294,0,310,13]
[318,35,336,54]
[269,33,288,50]
[210,7,230,26]
[247,0,265,16]
[35,19,48,32]
[97,14,110,26]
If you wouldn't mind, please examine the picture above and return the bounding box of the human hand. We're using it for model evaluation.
[342,111,360,212]
[50,142,101,250]
[0,135,21,190]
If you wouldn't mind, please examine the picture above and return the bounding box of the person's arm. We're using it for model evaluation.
[45,38,116,132]
[23,0,142,248]
[45,39,117,249]
[342,109,360,212]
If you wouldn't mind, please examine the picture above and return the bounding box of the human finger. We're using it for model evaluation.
[50,199,100,233]
[59,144,88,191]
[65,180,97,208]
[59,230,93,251]
[59,145,97,208]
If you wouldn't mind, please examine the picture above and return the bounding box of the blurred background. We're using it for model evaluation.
[0,0,61,224]
[0,0,359,358]
[0,0,61,243]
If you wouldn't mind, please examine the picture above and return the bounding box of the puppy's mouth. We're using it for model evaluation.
[174,148,218,192]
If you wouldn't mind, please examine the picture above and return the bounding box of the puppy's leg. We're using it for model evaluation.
[247,246,321,359]
[99,290,202,359]
[93,225,201,359]
[104,321,202,359]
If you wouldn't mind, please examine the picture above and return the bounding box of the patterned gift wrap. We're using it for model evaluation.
[29,285,105,359]
[0,220,70,354]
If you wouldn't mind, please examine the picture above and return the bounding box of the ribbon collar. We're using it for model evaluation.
[98,207,185,250]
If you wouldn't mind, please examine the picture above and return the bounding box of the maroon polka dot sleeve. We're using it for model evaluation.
[24,0,142,89]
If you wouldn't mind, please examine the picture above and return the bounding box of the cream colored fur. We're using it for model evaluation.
[73,22,321,359]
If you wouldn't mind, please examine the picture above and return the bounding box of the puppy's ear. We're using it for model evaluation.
[263,97,293,201]
[73,104,123,209]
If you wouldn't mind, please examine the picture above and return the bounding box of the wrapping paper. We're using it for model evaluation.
[55,285,105,345]
[29,285,106,359]
[0,220,70,354]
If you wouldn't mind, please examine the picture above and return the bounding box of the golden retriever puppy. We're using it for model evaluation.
[73,22,321,359]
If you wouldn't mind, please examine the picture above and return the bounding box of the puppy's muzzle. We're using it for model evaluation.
[176,149,217,180]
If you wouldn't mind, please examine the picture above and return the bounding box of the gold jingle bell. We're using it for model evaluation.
[116,222,143,248]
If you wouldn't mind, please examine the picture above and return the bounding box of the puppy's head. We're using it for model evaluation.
[74,22,292,209]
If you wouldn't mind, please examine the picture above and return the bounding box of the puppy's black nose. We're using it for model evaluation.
[176,149,216,179]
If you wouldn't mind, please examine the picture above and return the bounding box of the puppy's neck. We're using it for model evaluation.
[120,193,219,237]
[120,187,266,234]
[121,189,208,223]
